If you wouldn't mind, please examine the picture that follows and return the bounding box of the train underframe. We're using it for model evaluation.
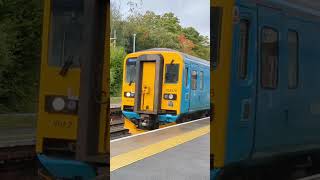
[123,109,210,132]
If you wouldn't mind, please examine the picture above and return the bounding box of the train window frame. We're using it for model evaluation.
[238,19,250,80]
[165,64,180,84]
[261,26,279,89]
[200,71,204,90]
[185,67,189,87]
[212,7,223,69]
[191,70,197,90]
[126,58,137,83]
[288,30,299,89]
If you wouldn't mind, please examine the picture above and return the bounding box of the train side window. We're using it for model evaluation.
[200,71,204,90]
[191,70,197,90]
[261,27,279,89]
[165,64,179,84]
[185,67,189,87]
[238,20,250,80]
[288,30,299,89]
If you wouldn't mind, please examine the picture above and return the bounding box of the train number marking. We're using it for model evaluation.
[50,119,73,129]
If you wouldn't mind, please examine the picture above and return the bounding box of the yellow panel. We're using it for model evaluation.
[99,0,110,154]
[211,0,235,168]
[36,0,80,152]
[140,62,156,111]
[124,118,146,134]
[124,118,176,135]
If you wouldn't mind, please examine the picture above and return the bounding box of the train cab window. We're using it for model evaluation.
[238,20,250,80]
[200,71,204,90]
[261,27,279,89]
[212,7,223,68]
[165,64,179,84]
[48,0,84,67]
[185,67,189,87]
[288,30,299,89]
[191,70,197,90]
[126,58,136,83]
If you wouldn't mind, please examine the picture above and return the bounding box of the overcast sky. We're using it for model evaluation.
[112,0,210,37]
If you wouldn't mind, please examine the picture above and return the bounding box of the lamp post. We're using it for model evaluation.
[133,33,136,52]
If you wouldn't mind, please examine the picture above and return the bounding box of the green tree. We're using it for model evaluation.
[0,0,42,113]
[110,46,126,97]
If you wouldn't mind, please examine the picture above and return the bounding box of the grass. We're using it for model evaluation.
[0,114,36,129]
[111,97,122,105]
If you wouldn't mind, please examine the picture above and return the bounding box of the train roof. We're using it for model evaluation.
[138,48,210,67]
[244,0,320,19]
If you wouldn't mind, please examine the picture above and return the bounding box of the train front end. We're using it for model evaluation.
[121,50,183,133]
[36,0,109,179]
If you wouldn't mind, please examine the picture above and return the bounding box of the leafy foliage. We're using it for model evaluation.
[0,0,42,113]
[110,46,126,97]
[110,2,210,96]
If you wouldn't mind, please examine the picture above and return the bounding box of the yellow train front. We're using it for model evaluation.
[121,48,210,134]
[36,0,109,179]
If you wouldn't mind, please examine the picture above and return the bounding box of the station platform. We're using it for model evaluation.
[110,117,210,180]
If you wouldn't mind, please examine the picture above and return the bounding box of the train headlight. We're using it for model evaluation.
[169,94,174,100]
[52,97,65,111]
[124,92,135,98]
[45,96,78,114]
[163,94,177,100]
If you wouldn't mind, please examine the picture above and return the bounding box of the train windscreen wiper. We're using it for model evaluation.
[59,56,74,77]
[129,80,134,86]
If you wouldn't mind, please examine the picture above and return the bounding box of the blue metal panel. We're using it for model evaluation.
[181,56,210,114]
[188,62,210,112]
[122,111,141,119]
[211,169,222,180]
[158,114,178,123]
[38,155,96,179]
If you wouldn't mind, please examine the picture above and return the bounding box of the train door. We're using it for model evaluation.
[225,6,258,162]
[285,18,302,145]
[134,54,163,114]
[254,6,287,154]
[190,64,199,111]
[183,63,191,112]
[140,62,156,111]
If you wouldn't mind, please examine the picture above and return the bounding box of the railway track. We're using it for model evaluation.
[0,106,129,159]
[110,105,131,140]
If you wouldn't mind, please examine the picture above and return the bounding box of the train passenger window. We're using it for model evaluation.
[238,20,250,80]
[261,27,279,89]
[200,71,204,90]
[48,0,84,67]
[126,58,136,83]
[288,30,299,89]
[185,67,189,87]
[191,70,197,90]
[165,64,179,84]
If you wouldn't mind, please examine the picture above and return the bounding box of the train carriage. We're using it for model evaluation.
[212,0,320,179]
[121,48,210,134]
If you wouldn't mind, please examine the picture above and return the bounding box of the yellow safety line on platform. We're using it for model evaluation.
[110,125,210,172]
